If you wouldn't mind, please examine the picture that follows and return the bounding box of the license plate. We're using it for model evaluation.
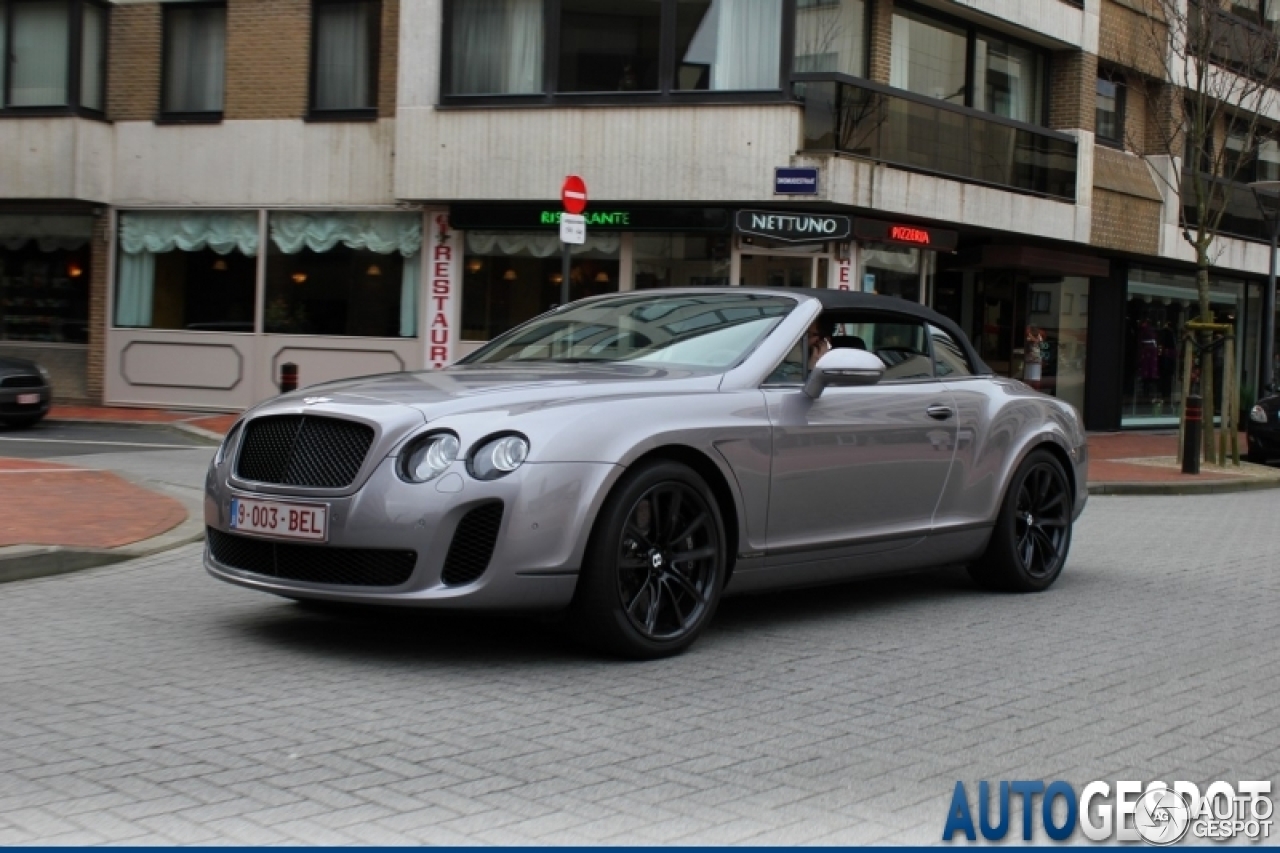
[16,393,38,405]
[229,497,328,542]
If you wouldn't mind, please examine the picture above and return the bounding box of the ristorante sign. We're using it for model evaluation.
[735,209,852,244]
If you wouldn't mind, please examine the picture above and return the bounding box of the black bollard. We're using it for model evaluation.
[1182,394,1201,475]
[280,362,298,394]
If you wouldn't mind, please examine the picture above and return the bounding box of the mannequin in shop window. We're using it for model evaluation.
[1137,319,1160,407]
[1024,325,1045,385]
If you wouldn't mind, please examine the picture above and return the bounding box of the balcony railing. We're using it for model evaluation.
[795,73,1078,202]
[1181,171,1276,243]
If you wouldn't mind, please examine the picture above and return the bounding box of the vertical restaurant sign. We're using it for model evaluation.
[428,212,458,369]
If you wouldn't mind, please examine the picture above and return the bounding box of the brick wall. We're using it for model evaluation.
[868,0,894,85]
[1098,0,1167,79]
[86,214,109,404]
[1092,189,1162,254]
[108,5,161,121]
[1049,50,1097,132]
[225,0,310,120]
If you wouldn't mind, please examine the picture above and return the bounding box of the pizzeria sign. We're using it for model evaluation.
[735,210,852,244]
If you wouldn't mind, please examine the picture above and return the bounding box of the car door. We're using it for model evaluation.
[763,314,959,559]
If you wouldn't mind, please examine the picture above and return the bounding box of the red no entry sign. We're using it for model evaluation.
[562,175,588,215]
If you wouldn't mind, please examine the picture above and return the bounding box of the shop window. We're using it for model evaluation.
[794,0,865,78]
[264,212,421,337]
[443,0,784,101]
[1096,76,1124,147]
[0,215,92,343]
[311,0,380,115]
[162,3,226,118]
[633,234,729,288]
[0,0,107,113]
[889,6,1047,126]
[115,212,257,332]
[461,231,620,341]
[862,244,921,302]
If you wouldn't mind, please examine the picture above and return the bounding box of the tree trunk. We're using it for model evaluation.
[1196,261,1216,463]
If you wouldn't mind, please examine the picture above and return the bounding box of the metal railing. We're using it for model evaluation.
[794,73,1079,202]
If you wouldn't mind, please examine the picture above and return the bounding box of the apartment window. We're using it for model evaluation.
[889,5,1048,125]
[1231,0,1280,28]
[311,0,380,114]
[443,0,784,101]
[162,3,226,118]
[794,0,866,77]
[1096,76,1124,147]
[1223,120,1280,183]
[0,0,107,113]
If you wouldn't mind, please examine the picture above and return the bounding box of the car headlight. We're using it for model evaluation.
[399,432,460,483]
[469,434,529,481]
[1251,405,1269,424]
[214,421,242,467]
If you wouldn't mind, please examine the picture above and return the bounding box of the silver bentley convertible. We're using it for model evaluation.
[205,289,1088,658]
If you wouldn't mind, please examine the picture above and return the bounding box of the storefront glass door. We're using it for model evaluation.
[738,250,829,288]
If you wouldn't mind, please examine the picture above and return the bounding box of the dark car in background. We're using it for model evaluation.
[0,356,52,428]
[1247,393,1280,464]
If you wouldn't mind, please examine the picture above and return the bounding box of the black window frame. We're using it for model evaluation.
[0,0,109,118]
[891,0,1052,128]
[158,0,226,124]
[792,0,871,79]
[439,0,798,107]
[307,0,381,122]
[1095,71,1125,149]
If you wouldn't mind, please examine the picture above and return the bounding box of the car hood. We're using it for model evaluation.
[262,363,726,421]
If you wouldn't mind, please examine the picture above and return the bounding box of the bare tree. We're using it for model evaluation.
[1135,0,1280,462]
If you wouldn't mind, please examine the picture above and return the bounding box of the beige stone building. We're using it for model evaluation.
[0,0,1276,430]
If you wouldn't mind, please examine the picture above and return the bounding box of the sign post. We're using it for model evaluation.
[560,175,588,307]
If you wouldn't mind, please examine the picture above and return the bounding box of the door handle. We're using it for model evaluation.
[926,404,954,421]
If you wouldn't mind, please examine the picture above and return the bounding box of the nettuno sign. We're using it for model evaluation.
[735,209,852,243]
[540,210,632,227]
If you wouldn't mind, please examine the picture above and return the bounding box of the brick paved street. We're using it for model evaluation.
[0,492,1277,844]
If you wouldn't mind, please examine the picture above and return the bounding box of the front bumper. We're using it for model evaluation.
[204,458,622,610]
[0,385,51,419]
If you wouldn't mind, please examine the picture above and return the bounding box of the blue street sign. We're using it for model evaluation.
[774,167,819,195]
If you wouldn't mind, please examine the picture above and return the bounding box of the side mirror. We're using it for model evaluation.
[804,348,885,399]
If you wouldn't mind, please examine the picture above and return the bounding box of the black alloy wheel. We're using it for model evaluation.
[571,461,726,659]
[971,449,1073,592]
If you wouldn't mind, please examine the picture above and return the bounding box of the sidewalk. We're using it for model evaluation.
[2,408,1278,583]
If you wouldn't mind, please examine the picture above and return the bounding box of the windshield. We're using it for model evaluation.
[460,293,798,369]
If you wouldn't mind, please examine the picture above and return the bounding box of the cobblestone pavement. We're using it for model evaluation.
[1,492,1277,845]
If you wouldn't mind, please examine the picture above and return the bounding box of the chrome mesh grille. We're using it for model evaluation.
[441,503,504,587]
[207,528,416,587]
[235,415,374,488]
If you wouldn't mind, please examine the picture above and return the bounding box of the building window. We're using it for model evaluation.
[264,213,421,338]
[115,212,258,332]
[633,234,730,288]
[443,0,784,101]
[0,0,107,113]
[1222,120,1280,183]
[1096,76,1124,147]
[1231,0,1280,28]
[889,6,1048,125]
[162,3,226,118]
[794,0,865,77]
[311,0,380,114]
[0,215,93,343]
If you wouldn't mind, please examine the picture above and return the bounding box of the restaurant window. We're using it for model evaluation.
[794,0,865,77]
[443,0,784,99]
[889,5,1048,125]
[264,212,421,337]
[0,0,107,112]
[311,0,380,114]
[633,234,730,288]
[861,244,922,302]
[462,231,620,340]
[0,215,92,343]
[1096,76,1124,147]
[114,212,258,332]
[162,3,226,118]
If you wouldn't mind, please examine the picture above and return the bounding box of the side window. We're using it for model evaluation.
[764,339,804,385]
[930,324,974,378]
[832,316,933,381]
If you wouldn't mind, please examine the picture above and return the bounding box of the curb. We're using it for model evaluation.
[44,416,224,445]
[1088,476,1280,496]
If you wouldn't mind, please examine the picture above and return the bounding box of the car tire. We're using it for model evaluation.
[1,413,44,429]
[570,460,727,659]
[1245,447,1267,465]
[970,448,1074,593]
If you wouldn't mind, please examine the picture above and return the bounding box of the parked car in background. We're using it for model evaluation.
[204,289,1089,659]
[1247,392,1280,463]
[0,356,51,428]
